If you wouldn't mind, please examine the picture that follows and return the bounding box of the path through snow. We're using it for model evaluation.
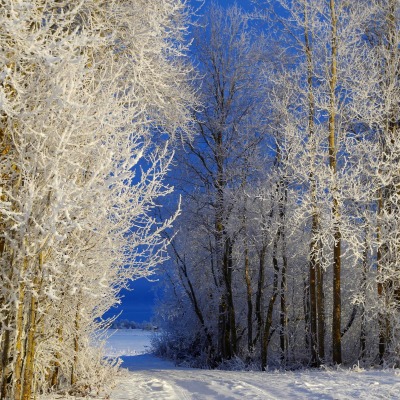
[107,330,400,399]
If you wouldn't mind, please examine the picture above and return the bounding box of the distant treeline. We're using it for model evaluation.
[109,320,157,330]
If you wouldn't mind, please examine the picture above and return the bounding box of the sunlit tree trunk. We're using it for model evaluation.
[0,252,14,399]
[50,326,63,389]
[0,125,16,398]
[71,297,81,387]
[21,252,43,399]
[14,255,30,400]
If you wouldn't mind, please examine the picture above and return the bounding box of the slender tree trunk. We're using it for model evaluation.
[0,129,14,399]
[185,275,214,352]
[223,237,236,357]
[316,259,325,362]
[329,0,342,365]
[1,312,12,399]
[278,178,288,364]
[280,242,288,364]
[217,299,227,361]
[309,248,317,366]
[1,251,14,399]
[244,235,253,353]
[377,193,386,362]
[261,235,280,371]
[50,326,63,388]
[21,252,43,399]
[253,246,266,348]
[215,128,231,360]
[304,3,325,366]
[14,257,29,400]
[376,0,399,362]
[303,276,310,354]
[21,291,38,400]
[261,182,283,370]
[71,299,80,387]
[359,228,368,359]
[169,237,215,357]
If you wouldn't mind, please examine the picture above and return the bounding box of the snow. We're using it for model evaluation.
[104,329,153,357]
[105,330,400,400]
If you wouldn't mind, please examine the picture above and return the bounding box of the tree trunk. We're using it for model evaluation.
[278,177,288,364]
[50,326,63,389]
[1,251,14,399]
[215,125,231,361]
[280,245,288,364]
[261,235,280,371]
[359,234,368,359]
[223,237,236,358]
[329,0,342,365]
[316,259,325,362]
[1,314,12,399]
[169,237,215,357]
[377,192,386,362]
[375,0,399,362]
[21,252,43,399]
[14,257,28,400]
[0,129,14,399]
[304,2,325,366]
[21,291,38,400]
[244,236,253,353]
[309,251,318,366]
[303,276,310,354]
[253,246,266,348]
[71,299,80,387]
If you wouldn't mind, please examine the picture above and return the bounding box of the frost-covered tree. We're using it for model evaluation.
[0,0,194,397]
[190,4,269,362]
[353,0,400,362]
[257,0,381,366]
[154,3,272,367]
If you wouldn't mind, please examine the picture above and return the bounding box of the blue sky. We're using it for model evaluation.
[103,277,157,322]
[191,0,257,15]
[193,0,255,11]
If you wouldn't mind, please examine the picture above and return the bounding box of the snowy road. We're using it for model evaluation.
[107,330,400,400]
[113,355,400,399]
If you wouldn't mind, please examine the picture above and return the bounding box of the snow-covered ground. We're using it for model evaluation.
[106,329,400,400]
[104,329,153,357]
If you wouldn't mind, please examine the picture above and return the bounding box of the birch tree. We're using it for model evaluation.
[352,0,400,362]
[0,0,194,397]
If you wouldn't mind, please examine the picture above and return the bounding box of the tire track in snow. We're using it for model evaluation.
[112,371,191,400]
[113,367,281,399]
